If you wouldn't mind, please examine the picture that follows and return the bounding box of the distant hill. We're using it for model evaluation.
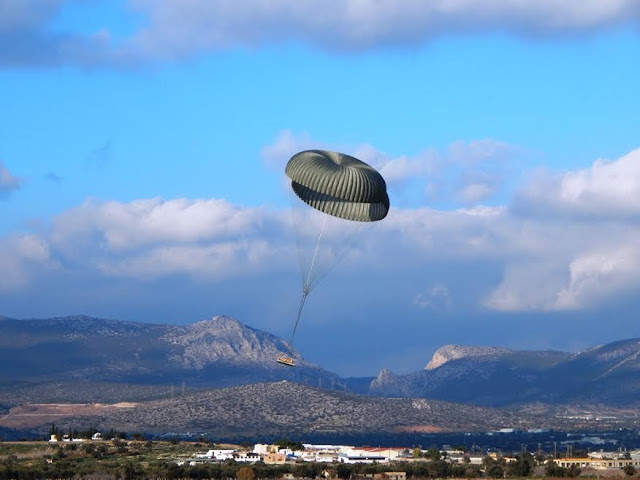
[369,340,640,407]
[2,381,552,437]
[0,315,342,391]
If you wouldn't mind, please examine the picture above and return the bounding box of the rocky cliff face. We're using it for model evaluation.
[424,345,511,370]
[164,316,299,369]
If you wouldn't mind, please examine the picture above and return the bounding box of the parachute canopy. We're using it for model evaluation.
[285,150,390,222]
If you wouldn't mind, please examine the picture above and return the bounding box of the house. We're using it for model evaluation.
[264,452,287,464]
[234,452,261,463]
[342,447,404,461]
[253,443,271,455]
[195,449,236,461]
[554,457,640,470]
[338,454,389,464]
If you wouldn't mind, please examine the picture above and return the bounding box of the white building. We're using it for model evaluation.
[195,449,236,461]
[234,452,261,463]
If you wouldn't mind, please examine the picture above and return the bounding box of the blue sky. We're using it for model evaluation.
[1,0,640,376]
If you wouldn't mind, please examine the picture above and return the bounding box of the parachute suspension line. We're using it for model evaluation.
[284,289,308,355]
[304,213,328,293]
[285,214,328,355]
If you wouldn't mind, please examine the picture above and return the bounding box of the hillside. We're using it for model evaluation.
[1,381,552,437]
[369,341,640,407]
[0,315,342,390]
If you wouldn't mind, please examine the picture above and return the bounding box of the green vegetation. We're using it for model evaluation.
[0,439,631,479]
[274,438,305,451]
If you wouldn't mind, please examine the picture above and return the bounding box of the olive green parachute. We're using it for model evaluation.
[285,150,390,222]
[277,150,390,367]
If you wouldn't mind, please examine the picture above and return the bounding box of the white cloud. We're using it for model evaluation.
[373,151,441,186]
[3,145,640,317]
[44,197,290,280]
[3,0,640,68]
[515,148,640,219]
[96,240,274,279]
[0,234,52,291]
[52,197,265,251]
[0,161,23,198]
[555,245,640,310]
[124,0,640,60]
[484,147,640,311]
[458,182,495,204]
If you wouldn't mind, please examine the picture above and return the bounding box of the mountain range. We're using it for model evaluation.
[370,341,640,407]
[1,314,640,435]
[0,315,342,390]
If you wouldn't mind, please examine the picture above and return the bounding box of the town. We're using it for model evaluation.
[21,431,640,479]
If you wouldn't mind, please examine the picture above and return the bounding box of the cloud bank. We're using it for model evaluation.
[3,146,640,317]
[2,0,640,67]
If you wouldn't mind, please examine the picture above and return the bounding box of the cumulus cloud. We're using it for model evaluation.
[125,0,640,59]
[3,0,640,68]
[0,161,23,198]
[484,148,640,312]
[3,146,640,318]
[554,245,640,310]
[44,197,291,281]
[515,148,640,219]
[51,197,264,250]
[0,234,52,291]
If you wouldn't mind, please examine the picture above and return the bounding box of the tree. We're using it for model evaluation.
[484,455,505,479]
[486,464,504,478]
[425,447,441,461]
[623,465,636,476]
[336,463,352,479]
[567,464,581,478]
[275,437,304,451]
[506,453,534,477]
[236,466,255,480]
[122,461,145,480]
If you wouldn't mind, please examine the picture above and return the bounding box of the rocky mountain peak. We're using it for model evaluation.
[376,368,395,381]
[190,315,245,336]
[369,368,396,391]
[164,316,294,369]
[425,344,512,370]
